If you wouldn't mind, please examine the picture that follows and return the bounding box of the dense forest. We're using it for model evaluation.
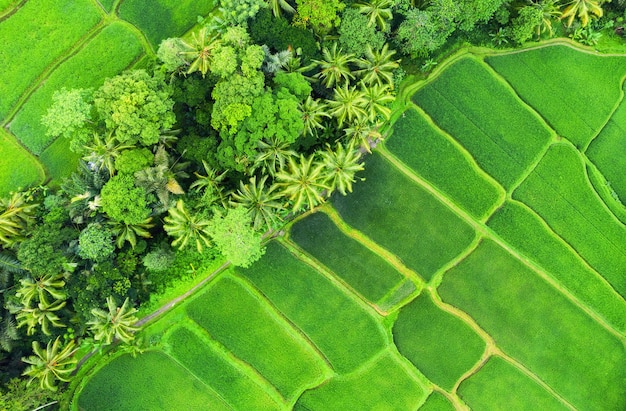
[1,0,625,408]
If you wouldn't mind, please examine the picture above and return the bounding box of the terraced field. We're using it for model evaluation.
[0,0,215,195]
[74,43,626,410]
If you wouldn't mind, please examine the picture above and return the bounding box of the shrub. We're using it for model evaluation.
[78,223,115,262]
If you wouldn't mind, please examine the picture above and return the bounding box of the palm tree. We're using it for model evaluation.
[88,296,138,345]
[355,44,399,88]
[300,97,331,138]
[343,120,382,153]
[82,132,133,177]
[108,217,154,249]
[0,192,38,249]
[62,160,107,224]
[0,313,18,353]
[560,0,603,27]
[327,84,368,126]
[190,160,229,207]
[361,83,394,121]
[275,154,330,212]
[180,27,221,77]
[163,199,212,252]
[22,337,77,391]
[16,300,66,336]
[531,0,561,37]
[318,141,365,196]
[313,44,356,89]
[354,0,394,31]
[230,175,284,230]
[16,273,66,307]
[252,137,297,176]
[266,0,296,17]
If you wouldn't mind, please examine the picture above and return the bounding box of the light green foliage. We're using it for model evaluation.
[142,247,175,272]
[16,273,66,307]
[40,88,93,153]
[393,293,485,391]
[439,239,626,410]
[327,84,368,126]
[273,72,312,100]
[0,191,38,249]
[22,337,76,392]
[293,0,346,33]
[338,9,385,57]
[313,44,356,89]
[209,207,265,267]
[395,6,455,57]
[0,377,59,411]
[355,44,400,88]
[100,174,151,225]
[218,0,267,26]
[420,392,455,411]
[354,0,394,32]
[78,223,115,262]
[318,140,364,196]
[88,296,139,345]
[114,148,154,175]
[230,175,284,230]
[239,242,387,373]
[93,70,176,147]
[332,154,475,280]
[157,37,189,72]
[560,0,603,27]
[210,45,239,78]
[276,154,329,212]
[211,72,265,136]
[163,199,212,252]
[510,6,543,44]
[387,108,501,219]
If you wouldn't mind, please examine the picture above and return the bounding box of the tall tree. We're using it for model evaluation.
[299,97,331,138]
[275,154,329,212]
[81,132,133,177]
[361,83,394,122]
[230,175,284,230]
[560,0,603,27]
[313,44,356,89]
[327,84,368,126]
[16,300,66,336]
[355,44,399,88]
[22,337,77,392]
[180,27,222,77]
[209,207,265,267]
[87,296,138,345]
[16,273,66,307]
[252,137,297,176]
[163,200,212,252]
[318,141,364,195]
[0,192,38,249]
[354,0,394,31]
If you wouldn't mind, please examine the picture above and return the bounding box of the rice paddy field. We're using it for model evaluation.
[0,0,215,194]
[74,42,626,410]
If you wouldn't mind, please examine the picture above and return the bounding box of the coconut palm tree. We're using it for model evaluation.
[0,192,38,249]
[16,273,66,307]
[266,0,296,17]
[313,44,356,89]
[16,299,66,336]
[252,137,297,176]
[361,83,394,121]
[275,154,330,212]
[354,0,394,31]
[163,199,212,252]
[355,44,399,88]
[560,0,603,27]
[82,132,133,177]
[180,27,221,77]
[327,84,368,126]
[108,217,154,249]
[230,175,284,230]
[22,337,77,391]
[343,120,382,153]
[300,97,331,138]
[190,160,229,207]
[318,140,365,196]
[532,0,561,37]
[88,296,138,345]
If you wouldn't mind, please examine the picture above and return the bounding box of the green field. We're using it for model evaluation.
[439,239,626,411]
[412,56,552,189]
[486,45,626,148]
[419,391,455,411]
[393,292,485,391]
[0,129,45,196]
[332,153,476,281]
[514,143,626,298]
[386,107,503,219]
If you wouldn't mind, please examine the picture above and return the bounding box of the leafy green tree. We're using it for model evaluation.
[276,154,329,212]
[354,0,394,31]
[230,175,284,230]
[78,223,115,262]
[157,37,189,73]
[88,296,138,345]
[318,140,364,195]
[218,0,267,26]
[394,7,456,57]
[0,377,59,410]
[93,70,176,146]
[327,84,368,126]
[22,337,77,391]
[313,44,356,89]
[456,0,506,31]
[163,200,212,252]
[16,300,66,336]
[293,0,346,33]
[16,222,71,276]
[211,72,265,135]
[16,273,66,307]
[0,192,38,249]
[561,0,603,27]
[338,9,385,57]
[142,247,175,272]
[114,148,154,175]
[209,207,265,267]
[355,43,399,88]
[180,27,222,77]
[511,6,544,44]
[81,132,133,177]
[100,174,151,225]
[41,88,92,152]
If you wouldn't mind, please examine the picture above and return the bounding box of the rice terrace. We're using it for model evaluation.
[0,0,625,410]
[71,43,626,410]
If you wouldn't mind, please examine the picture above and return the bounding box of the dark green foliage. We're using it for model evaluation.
[289,212,404,303]
[439,239,626,411]
[238,242,387,374]
[458,356,569,411]
[338,9,385,57]
[393,293,485,391]
[413,57,552,189]
[395,8,454,58]
[387,108,502,219]
[100,174,151,225]
[78,223,115,262]
[176,134,219,167]
[209,207,264,267]
[332,154,476,280]
[0,377,59,411]
[456,0,507,31]
[510,6,543,44]
[17,222,73,276]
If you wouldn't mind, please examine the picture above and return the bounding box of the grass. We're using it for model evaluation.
[457,356,569,411]
[392,292,486,391]
[238,241,387,374]
[118,0,215,48]
[39,137,83,186]
[485,44,626,149]
[295,351,427,410]
[0,0,17,13]
[185,274,328,399]
[412,56,552,189]
[75,351,231,410]
[0,130,45,196]
[439,239,626,411]
[487,200,626,333]
[0,0,102,118]
[166,325,283,410]
[386,107,502,219]
[419,391,455,411]
[586,92,626,202]
[332,153,476,281]
[98,0,115,12]
[586,162,626,225]
[289,211,405,304]
[10,22,144,154]
[513,143,626,298]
